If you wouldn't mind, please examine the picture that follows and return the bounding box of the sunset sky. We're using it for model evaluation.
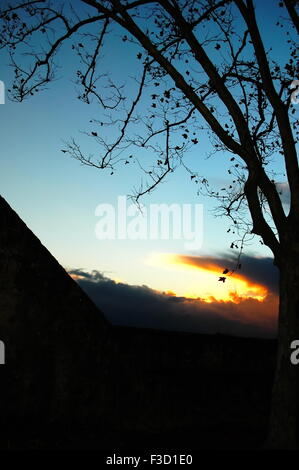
[0,0,294,337]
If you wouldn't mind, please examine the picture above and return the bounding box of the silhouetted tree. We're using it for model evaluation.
[1,0,298,448]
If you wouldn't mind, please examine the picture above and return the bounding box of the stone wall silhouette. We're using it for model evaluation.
[0,195,110,427]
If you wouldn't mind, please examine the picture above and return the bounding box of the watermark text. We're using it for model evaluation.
[0,340,5,365]
[0,80,5,104]
[95,196,203,250]
[290,339,299,365]
[290,80,299,105]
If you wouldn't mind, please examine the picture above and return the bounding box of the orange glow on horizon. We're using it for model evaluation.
[146,253,268,303]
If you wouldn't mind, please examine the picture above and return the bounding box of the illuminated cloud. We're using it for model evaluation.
[145,252,278,302]
[69,263,278,338]
[174,253,279,293]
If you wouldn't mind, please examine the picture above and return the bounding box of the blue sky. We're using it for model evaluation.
[0,0,294,303]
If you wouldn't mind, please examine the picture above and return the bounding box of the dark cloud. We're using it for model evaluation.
[69,256,278,338]
[230,254,279,294]
[276,182,290,207]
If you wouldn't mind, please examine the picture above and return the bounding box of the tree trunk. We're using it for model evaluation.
[267,257,299,449]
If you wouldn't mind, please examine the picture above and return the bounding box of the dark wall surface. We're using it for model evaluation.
[0,195,110,426]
